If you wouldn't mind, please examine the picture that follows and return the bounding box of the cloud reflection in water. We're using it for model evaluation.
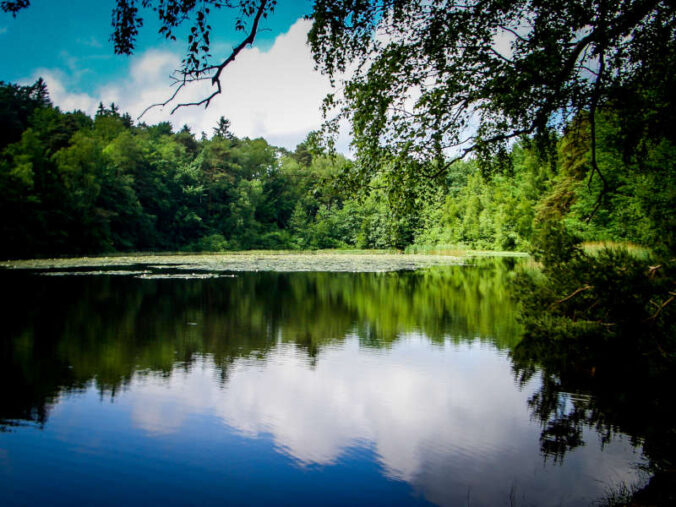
[128,335,642,506]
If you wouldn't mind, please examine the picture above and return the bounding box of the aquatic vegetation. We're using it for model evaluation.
[0,251,469,273]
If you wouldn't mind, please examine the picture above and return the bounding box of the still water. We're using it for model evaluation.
[0,257,646,505]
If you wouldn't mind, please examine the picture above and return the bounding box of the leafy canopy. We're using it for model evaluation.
[3,1,674,180]
[309,1,674,179]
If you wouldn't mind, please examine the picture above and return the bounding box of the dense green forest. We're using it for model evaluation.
[1,1,675,504]
[1,79,673,259]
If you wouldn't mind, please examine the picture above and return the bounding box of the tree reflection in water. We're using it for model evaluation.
[1,258,672,503]
[0,259,520,427]
[511,321,676,504]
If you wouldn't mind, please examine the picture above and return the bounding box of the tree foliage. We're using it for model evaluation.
[309,0,674,185]
[0,81,343,256]
[5,2,672,182]
[1,79,673,258]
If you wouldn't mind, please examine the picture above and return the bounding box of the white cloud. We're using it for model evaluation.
[27,19,351,153]
[122,336,643,505]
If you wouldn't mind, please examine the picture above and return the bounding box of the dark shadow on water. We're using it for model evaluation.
[511,305,676,504]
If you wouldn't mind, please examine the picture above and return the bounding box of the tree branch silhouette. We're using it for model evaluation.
[139,0,270,118]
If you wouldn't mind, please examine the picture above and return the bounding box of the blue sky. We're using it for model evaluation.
[0,0,347,151]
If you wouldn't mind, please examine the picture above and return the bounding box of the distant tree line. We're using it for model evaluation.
[0,79,673,259]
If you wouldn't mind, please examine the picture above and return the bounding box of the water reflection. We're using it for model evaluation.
[511,331,676,504]
[0,260,650,505]
[0,261,521,426]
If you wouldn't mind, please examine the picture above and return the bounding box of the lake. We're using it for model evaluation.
[0,255,648,505]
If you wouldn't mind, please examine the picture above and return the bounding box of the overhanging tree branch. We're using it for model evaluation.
[585,48,609,223]
[139,0,269,118]
[427,126,534,179]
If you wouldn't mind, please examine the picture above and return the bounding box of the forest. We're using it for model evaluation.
[1,1,676,503]
[1,79,673,259]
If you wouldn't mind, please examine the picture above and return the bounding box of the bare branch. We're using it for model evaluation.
[647,292,676,321]
[427,126,533,179]
[498,24,528,43]
[138,79,187,119]
[203,0,269,95]
[551,284,594,308]
[171,81,222,113]
[139,0,269,117]
[585,47,608,222]
[488,46,513,64]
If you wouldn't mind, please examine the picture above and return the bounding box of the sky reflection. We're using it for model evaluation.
[0,267,647,506]
[121,336,642,506]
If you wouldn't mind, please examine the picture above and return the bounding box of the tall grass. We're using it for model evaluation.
[404,243,529,257]
[581,241,652,259]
